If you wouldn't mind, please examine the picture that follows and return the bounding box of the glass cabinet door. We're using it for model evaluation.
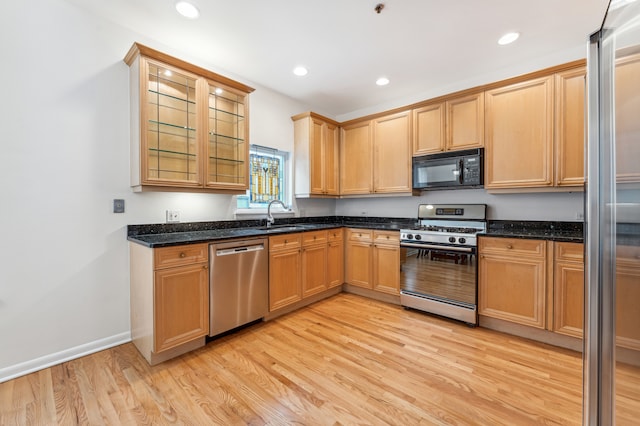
[145,61,200,184]
[206,83,248,188]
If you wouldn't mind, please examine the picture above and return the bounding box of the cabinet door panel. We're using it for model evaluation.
[555,68,586,186]
[310,118,324,194]
[346,241,372,289]
[485,76,554,188]
[340,122,373,194]
[302,244,327,298]
[413,103,445,155]
[154,263,209,352]
[615,54,640,182]
[553,261,584,338]
[616,262,640,350]
[373,111,412,193]
[479,254,546,328]
[269,249,302,311]
[446,92,484,151]
[324,123,340,195]
[327,240,344,288]
[373,244,400,295]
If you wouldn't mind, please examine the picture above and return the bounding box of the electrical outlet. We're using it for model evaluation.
[166,210,180,223]
[113,199,125,213]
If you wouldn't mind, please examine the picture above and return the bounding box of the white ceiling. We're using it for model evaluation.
[66,0,610,120]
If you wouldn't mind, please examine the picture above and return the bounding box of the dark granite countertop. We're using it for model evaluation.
[480,220,584,243]
[127,216,416,248]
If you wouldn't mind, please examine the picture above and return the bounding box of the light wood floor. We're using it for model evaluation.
[2,293,639,425]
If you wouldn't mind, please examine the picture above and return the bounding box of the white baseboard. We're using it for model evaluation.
[0,332,131,383]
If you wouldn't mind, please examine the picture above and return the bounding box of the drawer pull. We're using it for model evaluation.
[284,239,288,244]
[506,244,513,249]
[180,252,186,258]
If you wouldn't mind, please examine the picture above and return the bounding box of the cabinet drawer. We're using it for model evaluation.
[327,228,344,242]
[373,230,400,245]
[555,242,584,262]
[269,234,302,251]
[302,230,328,246]
[347,229,373,242]
[479,237,546,257]
[154,243,208,269]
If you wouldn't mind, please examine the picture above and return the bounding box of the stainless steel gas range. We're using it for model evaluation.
[400,204,487,325]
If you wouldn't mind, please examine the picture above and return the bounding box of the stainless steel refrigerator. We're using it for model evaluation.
[586,0,640,423]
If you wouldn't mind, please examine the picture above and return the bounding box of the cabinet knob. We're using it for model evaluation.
[314,236,317,240]
[203,265,208,270]
[285,239,288,243]
[506,244,513,249]
[386,236,389,239]
[180,252,186,258]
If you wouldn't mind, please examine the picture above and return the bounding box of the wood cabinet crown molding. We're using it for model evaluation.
[125,42,254,93]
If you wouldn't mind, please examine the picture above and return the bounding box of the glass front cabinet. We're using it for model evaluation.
[124,43,253,192]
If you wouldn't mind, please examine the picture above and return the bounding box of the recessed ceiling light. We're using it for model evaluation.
[175,1,200,19]
[498,32,520,45]
[376,77,390,86]
[293,66,308,76]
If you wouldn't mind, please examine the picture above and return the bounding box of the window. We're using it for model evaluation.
[237,145,290,209]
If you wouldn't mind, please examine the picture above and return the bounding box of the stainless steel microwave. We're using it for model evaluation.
[412,148,484,190]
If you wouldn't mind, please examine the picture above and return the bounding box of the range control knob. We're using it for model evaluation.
[406,234,414,240]
[415,234,422,240]
[458,237,466,244]
[448,237,456,243]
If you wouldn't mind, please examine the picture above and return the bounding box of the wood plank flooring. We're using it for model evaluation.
[1,293,639,425]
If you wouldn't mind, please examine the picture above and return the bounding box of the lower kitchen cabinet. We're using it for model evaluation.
[345,229,373,288]
[345,228,400,295]
[616,245,640,351]
[553,242,584,338]
[268,234,302,311]
[478,237,548,329]
[301,231,328,298]
[372,231,401,295]
[327,228,344,288]
[130,242,209,365]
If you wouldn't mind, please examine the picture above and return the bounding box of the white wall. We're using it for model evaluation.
[336,189,585,221]
[0,0,315,382]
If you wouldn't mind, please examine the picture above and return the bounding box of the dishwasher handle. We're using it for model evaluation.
[216,244,265,257]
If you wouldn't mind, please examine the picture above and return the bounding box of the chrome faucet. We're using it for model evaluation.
[266,200,287,228]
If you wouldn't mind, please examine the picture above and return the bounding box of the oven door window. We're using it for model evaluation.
[401,246,476,306]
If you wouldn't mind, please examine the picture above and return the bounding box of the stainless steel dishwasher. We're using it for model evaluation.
[209,238,268,337]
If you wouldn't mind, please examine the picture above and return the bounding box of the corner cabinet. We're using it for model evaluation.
[124,43,254,193]
[292,112,340,197]
[484,65,586,191]
[130,242,209,365]
[340,111,412,196]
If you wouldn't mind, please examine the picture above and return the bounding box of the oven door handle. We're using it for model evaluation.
[400,242,474,253]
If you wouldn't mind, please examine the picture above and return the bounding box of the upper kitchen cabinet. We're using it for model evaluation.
[372,111,412,194]
[615,53,640,183]
[340,120,373,195]
[340,111,412,196]
[484,63,586,191]
[412,92,484,155]
[292,112,340,197]
[124,43,254,193]
[485,76,555,189]
[555,67,586,187]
